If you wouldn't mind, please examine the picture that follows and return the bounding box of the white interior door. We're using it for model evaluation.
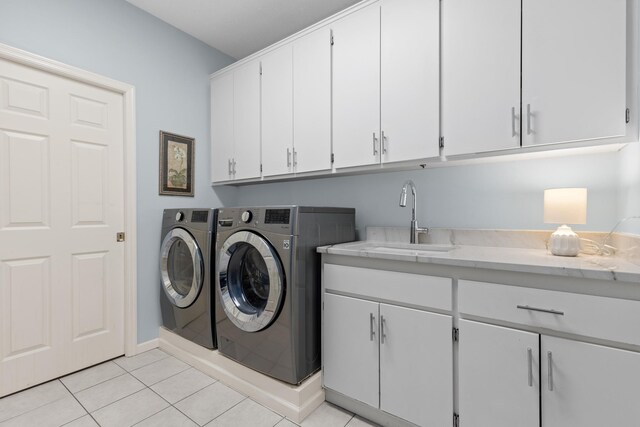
[522,0,626,146]
[381,0,440,163]
[441,0,521,156]
[332,3,381,169]
[261,45,293,177]
[0,57,125,397]
[459,320,540,427]
[293,26,332,174]
[379,304,452,427]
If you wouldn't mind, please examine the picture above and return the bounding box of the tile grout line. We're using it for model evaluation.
[140,384,202,427]
[59,378,101,427]
[0,380,70,425]
[114,351,172,373]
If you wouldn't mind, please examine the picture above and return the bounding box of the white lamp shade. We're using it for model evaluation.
[544,188,587,225]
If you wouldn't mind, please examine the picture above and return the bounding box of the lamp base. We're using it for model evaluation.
[549,225,581,257]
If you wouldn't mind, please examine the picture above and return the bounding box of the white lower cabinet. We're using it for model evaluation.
[323,292,452,426]
[459,320,540,427]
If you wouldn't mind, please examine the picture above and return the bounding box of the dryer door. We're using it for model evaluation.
[218,230,285,332]
[160,227,204,308]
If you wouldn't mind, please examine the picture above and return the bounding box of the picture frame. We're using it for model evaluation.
[159,131,195,196]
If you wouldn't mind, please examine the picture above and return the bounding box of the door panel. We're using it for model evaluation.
[332,3,381,169]
[522,0,626,145]
[542,336,640,427]
[381,0,440,162]
[459,320,539,427]
[262,45,293,177]
[323,293,379,408]
[380,304,452,427]
[0,58,125,396]
[293,26,332,173]
[211,72,234,182]
[442,0,521,156]
[233,60,261,180]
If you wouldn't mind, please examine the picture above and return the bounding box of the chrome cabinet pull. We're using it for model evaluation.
[526,104,533,135]
[517,305,564,316]
[381,130,387,154]
[380,315,386,344]
[293,149,298,167]
[547,351,554,391]
[232,159,236,175]
[527,348,533,387]
[287,148,291,167]
[369,313,376,341]
[228,159,232,176]
[372,132,378,156]
[512,107,519,137]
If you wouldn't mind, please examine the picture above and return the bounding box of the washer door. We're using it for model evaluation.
[218,231,284,332]
[160,228,204,308]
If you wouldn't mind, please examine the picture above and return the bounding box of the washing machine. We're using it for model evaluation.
[160,208,217,349]
[215,206,355,384]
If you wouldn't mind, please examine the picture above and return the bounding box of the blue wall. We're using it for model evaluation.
[0,0,237,343]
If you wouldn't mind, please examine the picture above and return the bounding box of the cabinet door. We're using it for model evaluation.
[441,0,521,156]
[262,45,293,177]
[332,3,381,169]
[459,320,539,427]
[380,0,439,163]
[379,304,452,427]
[233,60,261,180]
[293,27,332,174]
[323,293,379,408]
[522,0,626,146]
[211,72,235,183]
[542,336,640,427]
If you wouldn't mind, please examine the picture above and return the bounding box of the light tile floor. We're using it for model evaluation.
[0,349,379,427]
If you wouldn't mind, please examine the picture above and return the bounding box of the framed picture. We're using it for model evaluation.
[159,131,194,196]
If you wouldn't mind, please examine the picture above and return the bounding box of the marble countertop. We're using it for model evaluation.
[318,228,640,283]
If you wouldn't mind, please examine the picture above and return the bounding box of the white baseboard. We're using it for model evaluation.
[132,338,159,355]
[158,328,324,423]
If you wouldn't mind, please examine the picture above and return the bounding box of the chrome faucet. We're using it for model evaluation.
[399,179,428,244]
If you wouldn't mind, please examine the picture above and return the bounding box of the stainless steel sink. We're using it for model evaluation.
[347,241,455,255]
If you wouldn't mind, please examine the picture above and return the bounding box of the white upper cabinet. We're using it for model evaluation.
[293,26,333,174]
[522,0,627,146]
[381,0,440,163]
[332,3,381,169]
[441,0,521,156]
[261,45,294,177]
[211,71,235,183]
[233,60,261,181]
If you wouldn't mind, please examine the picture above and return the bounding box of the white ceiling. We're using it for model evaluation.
[126,0,362,59]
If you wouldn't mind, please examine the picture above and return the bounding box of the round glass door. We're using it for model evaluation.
[217,231,284,332]
[160,228,204,308]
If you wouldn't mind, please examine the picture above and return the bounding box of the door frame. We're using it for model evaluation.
[0,42,139,356]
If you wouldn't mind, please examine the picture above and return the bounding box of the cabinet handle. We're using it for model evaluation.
[547,351,554,391]
[287,148,291,167]
[381,130,387,154]
[380,315,387,344]
[527,348,533,387]
[511,107,519,137]
[517,305,564,316]
[293,149,298,167]
[228,159,232,176]
[526,104,533,135]
[232,159,236,175]
[369,313,376,341]
[372,132,378,156]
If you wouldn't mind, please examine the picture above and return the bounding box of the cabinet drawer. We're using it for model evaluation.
[324,264,451,311]
[459,280,640,346]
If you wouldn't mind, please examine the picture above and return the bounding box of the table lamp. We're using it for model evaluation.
[543,188,587,256]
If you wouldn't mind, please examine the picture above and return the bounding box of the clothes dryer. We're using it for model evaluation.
[215,206,355,384]
[160,208,217,349]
